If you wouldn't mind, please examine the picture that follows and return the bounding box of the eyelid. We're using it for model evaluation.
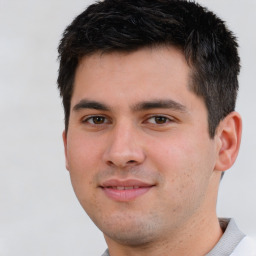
[80,114,176,126]
[144,114,175,124]
[81,114,111,125]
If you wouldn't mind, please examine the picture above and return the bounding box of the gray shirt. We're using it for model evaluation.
[101,218,245,256]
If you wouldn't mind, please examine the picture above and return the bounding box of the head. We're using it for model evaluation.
[57,0,242,253]
[58,0,240,138]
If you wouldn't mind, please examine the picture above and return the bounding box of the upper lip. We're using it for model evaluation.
[100,179,154,188]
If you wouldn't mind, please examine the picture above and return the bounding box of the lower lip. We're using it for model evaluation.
[101,187,152,202]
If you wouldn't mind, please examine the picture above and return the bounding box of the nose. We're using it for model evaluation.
[103,122,146,168]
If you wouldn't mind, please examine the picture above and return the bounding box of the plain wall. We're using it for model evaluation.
[0,0,255,255]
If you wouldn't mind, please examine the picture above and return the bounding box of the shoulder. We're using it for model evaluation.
[231,236,256,256]
[101,249,110,256]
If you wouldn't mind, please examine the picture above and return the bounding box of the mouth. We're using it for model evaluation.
[105,186,141,190]
[100,179,155,202]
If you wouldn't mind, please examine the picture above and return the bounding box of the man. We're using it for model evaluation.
[57,0,256,255]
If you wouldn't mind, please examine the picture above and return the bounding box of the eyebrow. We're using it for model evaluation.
[73,99,110,112]
[132,99,187,113]
[72,99,187,113]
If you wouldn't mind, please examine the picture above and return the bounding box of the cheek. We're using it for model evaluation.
[67,133,102,172]
[65,136,108,224]
[150,136,196,175]
[66,134,103,200]
[149,134,214,191]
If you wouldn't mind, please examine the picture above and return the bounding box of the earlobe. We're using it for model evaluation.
[62,130,70,171]
[214,112,242,172]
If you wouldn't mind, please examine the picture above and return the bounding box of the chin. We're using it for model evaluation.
[105,229,155,247]
[99,214,163,246]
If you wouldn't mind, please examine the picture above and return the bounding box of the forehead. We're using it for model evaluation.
[72,46,198,111]
[76,46,189,75]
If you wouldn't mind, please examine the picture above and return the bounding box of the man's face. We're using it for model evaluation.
[63,47,221,245]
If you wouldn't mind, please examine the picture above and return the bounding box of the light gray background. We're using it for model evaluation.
[0,0,255,255]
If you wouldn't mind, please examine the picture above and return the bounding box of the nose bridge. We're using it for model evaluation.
[103,119,145,167]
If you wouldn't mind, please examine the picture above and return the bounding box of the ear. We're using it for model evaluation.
[62,130,70,171]
[214,112,242,172]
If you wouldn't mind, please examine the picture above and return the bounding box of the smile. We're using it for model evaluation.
[108,186,140,190]
[100,179,154,201]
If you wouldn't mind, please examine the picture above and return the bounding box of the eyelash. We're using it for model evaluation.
[82,115,174,126]
[145,115,174,125]
[82,115,110,125]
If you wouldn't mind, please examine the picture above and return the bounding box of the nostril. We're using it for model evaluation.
[107,160,114,166]
[127,160,136,164]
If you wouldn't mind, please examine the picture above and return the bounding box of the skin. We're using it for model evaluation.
[63,47,242,256]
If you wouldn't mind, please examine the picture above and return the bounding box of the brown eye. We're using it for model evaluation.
[84,116,107,125]
[147,116,170,124]
[154,116,168,124]
[92,116,105,124]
